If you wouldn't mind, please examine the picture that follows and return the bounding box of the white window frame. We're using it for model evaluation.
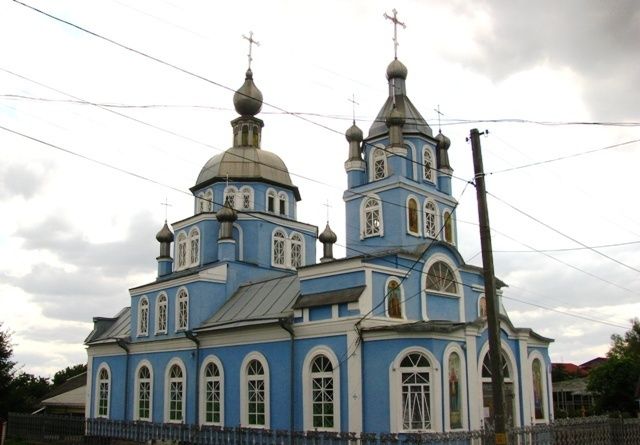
[443,345,467,431]
[423,145,436,183]
[239,186,254,210]
[528,351,549,424]
[95,363,111,419]
[423,199,438,239]
[203,189,213,212]
[188,227,200,267]
[200,355,224,426]
[277,192,288,216]
[196,192,205,214]
[134,360,153,421]
[266,188,277,213]
[389,347,441,433]
[175,287,189,332]
[371,147,387,181]
[442,209,455,245]
[421,255,463,321]
[156,293,168,334]
[137,296,149,337]
[477,294,487,319]
[240,352,270,429]
[290,232,304,269]
[271,228,287,267]
[302,347,340,431]
[360,195,383,239]
[478,343,521,428]
[164,358,186,424]
[385,276,405,319]
[224,185,239,209]
[176,231,187,270]
[406,195,421,236]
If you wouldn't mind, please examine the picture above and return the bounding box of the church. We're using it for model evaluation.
[84,25,553,433]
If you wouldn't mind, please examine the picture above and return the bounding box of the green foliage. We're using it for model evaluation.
[52,363,87,387]
[0,322,17,418]
[608,318,640,361]
[4,373,51,414]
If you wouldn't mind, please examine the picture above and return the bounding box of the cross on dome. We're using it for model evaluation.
[383,9,406,59]
[242,31,260,69]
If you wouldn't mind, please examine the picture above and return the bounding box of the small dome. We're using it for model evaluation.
[155,221,174,243]
[385,105,405,126]
[233,68,263,116]
[435,131,451,151]
[318,223,337,244]
[216,202,237,223]
[386,58,408,80]
[345,123,363,142]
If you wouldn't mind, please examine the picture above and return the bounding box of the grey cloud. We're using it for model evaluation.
[18,324,93,345]
[0,164,48,199]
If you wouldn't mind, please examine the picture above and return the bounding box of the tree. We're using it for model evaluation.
[52,363,87,388]
[588,319,640,416]
[0,322,17,418]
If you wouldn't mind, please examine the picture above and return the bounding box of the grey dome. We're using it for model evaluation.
[386,106,405,126]
[345,123,363,142]
[318,223,337,243]
[216,202,237,222]
[155,221,174,243]
[386,58,408,80]
[233,69,263,116]
[435,131,451,151]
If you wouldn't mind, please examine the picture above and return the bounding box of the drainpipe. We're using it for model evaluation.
[279,317,295,433]
[115,338,130,420]
[185,330,200,425]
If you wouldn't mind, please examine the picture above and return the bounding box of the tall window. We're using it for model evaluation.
[400,353,432,431]
[272,230,286,266]
[189,228,200,266]
[423,147,434,182]
[197,192,206,214]
[246,359,266,427]
[310,355,335,429]
[373,148,387,180]
[176,289,188,331]
[447,352,462,429]
[167,363,185,423]
[363,197,382,237]
[532,358,545,421]
[478,295,487,318]
[426,261,457,294]
[136,364,152,421]
[202,360,223,425]
[267,189,276,213]
[481,351,515,428]
[278,192,288,216]
[156,293,167,333]
[138,297,149,336]
[176,232,187,269]
[443,211,453,243]
[96,366,110,418]
[290,233,303,268]
[224,186,238,209]
[203,189,213,212]
[407,197,419,235]
[240,186,253,210]
[424,200,437,238]
[387,279,402,319]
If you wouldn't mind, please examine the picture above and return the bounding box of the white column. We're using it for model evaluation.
[465,330,481,430]
[347,329,363,432]
[518,338,531,426]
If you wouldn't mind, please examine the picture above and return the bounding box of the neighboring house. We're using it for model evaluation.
[579,357,607,373]
[38,373,86,416]
[84,49,553,433]
[551,358,607,417]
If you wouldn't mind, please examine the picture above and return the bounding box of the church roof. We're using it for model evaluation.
[196,274,299,332]
[293,285,364,309]
[84,307,130,344]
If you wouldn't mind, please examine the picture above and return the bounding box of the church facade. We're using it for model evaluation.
[85,52,553,433]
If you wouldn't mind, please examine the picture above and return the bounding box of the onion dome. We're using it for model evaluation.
[435,131,451,151]
[318,223,337,244]
[385,105,405,127]
[436,130,452,170]
[233,68,263,116]
[345,123,363,143]
[386,58,408,80]
[216,201,238,223]
[155,221,174,243]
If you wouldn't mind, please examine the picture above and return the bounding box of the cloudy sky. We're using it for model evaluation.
[0,0,639,377]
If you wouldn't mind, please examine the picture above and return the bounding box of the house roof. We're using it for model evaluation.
[41,372,87,408]
[362,319,467,334]
[84,307,130,344]
[552,377,592,395]
[293,286,365,309]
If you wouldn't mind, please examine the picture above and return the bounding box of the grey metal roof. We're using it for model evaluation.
[362,319,467,334]
[368,95,432,139]
[196,274,299,332]
[84,307,130,344]
[293,285,365,309]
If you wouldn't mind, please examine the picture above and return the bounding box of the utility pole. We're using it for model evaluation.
[469,128,508,445]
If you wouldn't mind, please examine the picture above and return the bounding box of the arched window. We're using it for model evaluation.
[138,296,149,336]
[278,192,288,216]
[399,352,432,431]
[424,200,437,238]
[176,289,188,331]
[478,295,487,318]
[176,232,187,270]
[443,211,453,244]
[310,355,336,429]
[240,186,253,210]
[224,186,238,209]
[423,147,434,182]
[531,358,546,421]
[203,189,213,212]
[135,363,152,421]
[481,350,516,428]
[387,279,403,319]
[241,354,269,428]
[189,228,200,266]
[362,197,382,238]
[447,352,463,430]
[266,189,276,213]
[156,293,167,334]
[165,361,185,423]
[426,261,457,294]
[272,230,286,267]
[372,148,387,180]
[96,365,110,418]
[241,125,249,146]
[197,192,205,214]
[407,197,419,235]
[201,358,223,425]
[290,233,303,269]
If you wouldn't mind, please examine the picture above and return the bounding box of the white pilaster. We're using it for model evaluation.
[347,329,363,432]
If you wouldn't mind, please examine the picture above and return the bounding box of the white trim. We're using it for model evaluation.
[175,231,188,271]
[240,351,270,429]
[346,330,363,432]
[302,346,341,431]
[360,194,383,239]
[134,360,153,421]
[223,185,239,209]
[290,231,305,269]
[164,358,187,423]
[271,228,288,268]
[137,296,149,337]
[343,175,457,207]
[442,344,468,431]
[384,276,406,319]
[233,223,244,261]
[155,292,168,334]
[131,264,227,295]
[199,355,225,426]
[406,140,418,180]
[422,254,464,322]
[203,188,213,212]
[389,347,441,433]
[442,209,456,245]
[239,186,254,211]
[175,287,189,332]
[277,191,289,217]
[464,334,481,429]
[188,227,201,267]
[406,195,421,236]
[266,188,277,213]
[94,362,111,419]
[527,350,549,424]
[422,144,437,183]
[370,145,388,181]
[477,294,487,319]
[423,198,439,239]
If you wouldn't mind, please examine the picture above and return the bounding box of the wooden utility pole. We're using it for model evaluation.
[469,128,508,444]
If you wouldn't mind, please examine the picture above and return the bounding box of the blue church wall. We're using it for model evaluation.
[90,354,127,419]
[309,306,332,321]
[338,303,359,317]
[199,219,219,265]
[299,271,365,295]
[426,294,460,321]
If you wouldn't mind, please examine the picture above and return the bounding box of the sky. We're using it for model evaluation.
[0,0,639,378]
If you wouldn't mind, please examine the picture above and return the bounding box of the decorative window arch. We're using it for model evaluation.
[277,192,288,216]
[361,196,383,238]
[203,189,213,212]
[422,255,463,321]
[389,348,441,432]
[134,361,153,421]
[290,232,304,269]
[372,148,387,180]
[478,294,487,318]
[196,192,206,214]
[176,231,187,270]
[240,352,270,428]
[406,196,420,236]
[164,358,186,423]
[423,145,436,182]
[272,229,287,267]
[479,346,519,428]
[176,288,189,331]
[424,200,438,238]
[266,189,277,213]
[95,363,111,418]
[386,277,404,319]
[529,352,548,423]
[240,186,254,210]
[443,210,454,244]
[189,227,200,266]
[138,296,149,337]
[302,347,340,431]
[426,261,458,294]
[224,186,238,209]
[200,355,224,426]
[443,345,467,431]
[156,293,168,334]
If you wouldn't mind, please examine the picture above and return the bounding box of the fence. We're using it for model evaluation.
[6,413,640,445]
